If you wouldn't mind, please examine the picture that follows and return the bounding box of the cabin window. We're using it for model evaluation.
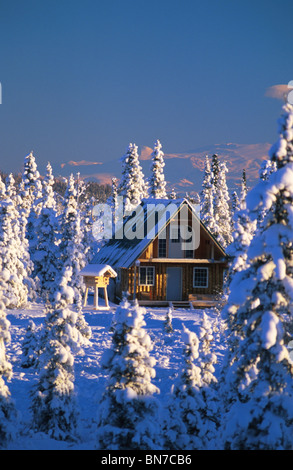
[139,266,155,286]
[185,249,194,259]
[193,267,208,288]
[158,238,167,257]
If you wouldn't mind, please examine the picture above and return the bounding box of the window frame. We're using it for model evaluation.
[158,238,167,257]
[139,266,155,286]
[193,267,209,288]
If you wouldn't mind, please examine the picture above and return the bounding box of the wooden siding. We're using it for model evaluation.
[137,222,223,262]
[117,261,226,301]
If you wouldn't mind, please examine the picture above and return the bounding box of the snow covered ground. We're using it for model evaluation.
[4,298,225,450]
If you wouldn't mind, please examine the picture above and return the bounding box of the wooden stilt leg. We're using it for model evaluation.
[94,285,99,309]
[104,286,109,308]
[84,287,89,307]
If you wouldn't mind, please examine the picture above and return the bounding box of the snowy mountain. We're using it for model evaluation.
[59,142,271,195]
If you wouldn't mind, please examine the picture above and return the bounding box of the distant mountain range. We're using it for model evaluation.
[58,142,272,196]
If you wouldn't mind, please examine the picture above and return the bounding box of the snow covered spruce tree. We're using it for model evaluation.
[18,152,41,295]
[259,159,277,182]
[0,294,17,448]
[149,139,167,199]
[21,320,40,369]
[224,187,256,293]
[163,321,218,450]
[220,103,293,450]
[20,152,43,260]
[107,177,119,229]
[97,299,161,450]
[213,161,233,247]
[164,307,173,334]
[19,151,40,227]
[59,174,86,304]
[119,143,147,211]
[197,313,218,391]
[0,178,28,308]
[231,190,240,215]
[257,159,277,230]
[200,155,219,236]
[30,268,82,441]
[32,163,62,301]
[239,169,248,205]
[211,153,220,188]
[5,173,33,295]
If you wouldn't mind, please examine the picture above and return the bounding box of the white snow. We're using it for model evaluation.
[260,311,278,350]
[4,301,223,450]
[79,264,117,278]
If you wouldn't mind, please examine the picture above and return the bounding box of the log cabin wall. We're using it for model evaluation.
[118,261,226,301]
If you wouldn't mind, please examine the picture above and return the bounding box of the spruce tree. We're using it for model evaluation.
[0,296,17,448]
[30,268,80,441]
[200,155,219,236]
[20,152,42,259]
[257,159,277,230]
[18,152,41,292]
[21,320,40,369]
[213,161,233,247]
[168,188,177,200]
[96,299,161,450]
[164,307,173,334]
[211,154,220,188]
[119,143,147,211]
[149,139,167,199]
[60,174,86,304]
[231,190,240,215]
[239,169,247,205]
[0,182,28,308]
[220,103,293,450]
[19,151,40,221]
[109,177,119,228]
[32,163,62,301]
[163,321,218,450]
[6,174,35,299]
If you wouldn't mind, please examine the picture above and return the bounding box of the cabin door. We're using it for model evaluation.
[166,267,182,301]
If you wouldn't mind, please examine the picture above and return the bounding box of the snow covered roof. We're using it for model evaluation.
[90,198,226,269]
[79,264,117,278]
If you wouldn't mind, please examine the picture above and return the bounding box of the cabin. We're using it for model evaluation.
[85,198,228,309]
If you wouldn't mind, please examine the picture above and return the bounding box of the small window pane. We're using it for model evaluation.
[158,238,167,257]
[185,250,194,259]
[139,267,155,286]
[193,268,208,288]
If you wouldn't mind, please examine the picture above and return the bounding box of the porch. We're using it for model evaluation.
[132,293,219,309]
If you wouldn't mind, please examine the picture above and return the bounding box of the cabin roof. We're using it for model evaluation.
[90,198,226,269]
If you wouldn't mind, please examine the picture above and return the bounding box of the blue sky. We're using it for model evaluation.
[0,0,292,177]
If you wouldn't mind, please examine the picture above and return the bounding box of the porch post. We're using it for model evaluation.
[133,260,140,301]
[133,264,137,300]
